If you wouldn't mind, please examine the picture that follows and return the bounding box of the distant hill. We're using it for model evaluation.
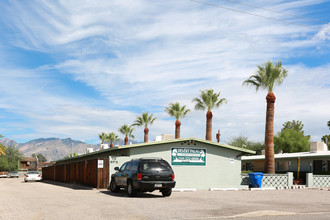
[0,137,137,162]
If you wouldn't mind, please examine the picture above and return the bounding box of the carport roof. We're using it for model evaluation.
[56,137,255,163]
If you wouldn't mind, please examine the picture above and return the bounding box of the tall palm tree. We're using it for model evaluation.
[133,112,157,143]
[107,132,120,148]
[0,134,5,156]
[119,124,135,145]
[193,89,227,141]
[98,132,107,144]
[243,60,288,174]
[165,102,190,139]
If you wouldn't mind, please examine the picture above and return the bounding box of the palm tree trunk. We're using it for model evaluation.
[124,136,128,145]
[144,127,149,143]
[110,142,113,148]
[175,119,181,139]
[264,92,276,174]
[206,110,213,141]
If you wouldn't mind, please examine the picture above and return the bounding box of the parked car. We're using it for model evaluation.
[109,158,175,197]
[24,171,42,182]
[8,171,19,178]
[0,171,7,178]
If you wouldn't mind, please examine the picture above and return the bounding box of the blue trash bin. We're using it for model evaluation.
[248,172,264,188]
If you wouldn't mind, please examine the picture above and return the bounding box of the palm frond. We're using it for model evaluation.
[133,112,157,127]
[193,89,227,111]
[98,132,107,142]
[243,60,288,93]
[119,124,135,138]
[165,102,190,120]
[0,144,7,156]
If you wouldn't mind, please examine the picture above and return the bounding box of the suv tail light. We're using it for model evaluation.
[172,174,175,181]
[137,173,142,181]
[26,175,29,177]
[38,175,40,177]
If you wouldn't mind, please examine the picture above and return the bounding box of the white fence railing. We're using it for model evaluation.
[306,173,330,187]
[241,172,293,188]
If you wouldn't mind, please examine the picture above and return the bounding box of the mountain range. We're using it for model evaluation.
[0,137,137,161]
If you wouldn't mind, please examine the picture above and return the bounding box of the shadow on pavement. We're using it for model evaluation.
[100,190,164,198]
[41,180,94,190]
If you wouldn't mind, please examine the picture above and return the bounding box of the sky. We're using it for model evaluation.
[0,0,329,145]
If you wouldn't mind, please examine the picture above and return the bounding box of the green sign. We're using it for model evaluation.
[171,148,206,166]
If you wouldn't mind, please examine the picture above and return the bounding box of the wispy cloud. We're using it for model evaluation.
[0,0,329,144]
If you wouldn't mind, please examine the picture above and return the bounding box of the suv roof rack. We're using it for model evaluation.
[139,157,163,160]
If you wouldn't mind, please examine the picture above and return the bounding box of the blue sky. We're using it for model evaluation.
[0,0,329,144]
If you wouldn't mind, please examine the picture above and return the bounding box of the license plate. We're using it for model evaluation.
[155,183,162,187]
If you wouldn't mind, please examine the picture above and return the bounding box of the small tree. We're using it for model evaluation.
[64,152,78,159]
[107,132,120,148]
[274,120,310,153]
[228,135,264,155]
[322,135,330,148]
[119,124,135,145]
[193,89,227,141]
[98,132,107,144]
[32,153,47,162]
[133,112,157,143]
[165,102,190,139]
[4,146,23,171]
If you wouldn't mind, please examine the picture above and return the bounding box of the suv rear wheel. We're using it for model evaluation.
[127,181,136,197]
[161,188,172,197]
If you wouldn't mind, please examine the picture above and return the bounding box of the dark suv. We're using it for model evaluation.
[109,158,175,197]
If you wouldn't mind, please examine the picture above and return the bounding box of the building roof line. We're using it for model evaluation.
[55,137,255,163]
[242,151,330,160]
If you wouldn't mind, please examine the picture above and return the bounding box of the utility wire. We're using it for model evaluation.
[224,0,328,24]
[190,0,325,30]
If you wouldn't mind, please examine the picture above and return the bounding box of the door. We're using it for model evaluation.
[313,160,322,173]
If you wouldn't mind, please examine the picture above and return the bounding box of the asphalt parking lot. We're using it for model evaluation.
[1,177,330,220]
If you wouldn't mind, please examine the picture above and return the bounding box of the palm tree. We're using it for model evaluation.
[107,132,120,148]
[119,124,135,145]
[165,102,190,139]
[0,134,5,156]
[328,120,330,130]
[193,89,227,141]
[243,60,288,174]
[133,112,157,143]
[98,132,107,144]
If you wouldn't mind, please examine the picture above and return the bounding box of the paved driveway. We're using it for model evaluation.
[1,178,330,219]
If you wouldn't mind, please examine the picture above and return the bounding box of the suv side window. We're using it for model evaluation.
[119,162,128,172]
[131,160,139,172]
[126,161,132,171]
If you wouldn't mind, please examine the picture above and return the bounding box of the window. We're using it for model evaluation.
[140,161,171,171]
[131,160,139,172]
[125,162,132,171]
[119,162,128,172]
[277,161,289,171]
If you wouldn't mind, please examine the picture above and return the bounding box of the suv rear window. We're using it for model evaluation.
[140,161,172,171]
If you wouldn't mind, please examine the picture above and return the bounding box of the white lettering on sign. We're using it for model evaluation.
[98,160,104,168]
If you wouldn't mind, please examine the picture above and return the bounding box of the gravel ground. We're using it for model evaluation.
[1,177,330,220]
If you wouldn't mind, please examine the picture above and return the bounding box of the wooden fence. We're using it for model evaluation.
[42,158,109,189]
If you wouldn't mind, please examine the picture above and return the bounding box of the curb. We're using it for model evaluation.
[209,188,239,191]
[173,188,197,192]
